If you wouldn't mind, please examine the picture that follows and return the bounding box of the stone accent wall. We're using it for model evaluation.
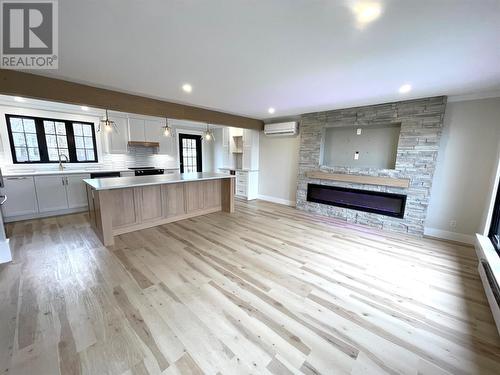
[296,96,447,236]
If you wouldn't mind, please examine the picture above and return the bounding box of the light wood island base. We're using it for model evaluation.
[86,177,234,246]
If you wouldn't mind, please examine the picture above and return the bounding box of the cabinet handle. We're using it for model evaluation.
[6,176,29,180]
[62,177,65,186]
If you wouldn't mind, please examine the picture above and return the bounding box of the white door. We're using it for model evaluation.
[35,175,69,212]
[129,117,146,141]
[66,174,90,209]
[0,176,38,217]
[105,115,129,154]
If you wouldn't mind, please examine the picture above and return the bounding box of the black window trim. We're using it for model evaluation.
[489,176,500,253]
[5,114,98,164]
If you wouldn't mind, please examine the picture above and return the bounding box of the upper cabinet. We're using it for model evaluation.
[128,117,146,141]
[105,115,175,155]
[242,128,259,170]
[221,127,232,168]
[104,115,129,154]
[218,127,259,171]
[145,119,174,155]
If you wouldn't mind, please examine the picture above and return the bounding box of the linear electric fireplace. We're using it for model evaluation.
[307,183,407,218]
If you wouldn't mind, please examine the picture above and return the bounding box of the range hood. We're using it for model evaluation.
[128,141,160,148]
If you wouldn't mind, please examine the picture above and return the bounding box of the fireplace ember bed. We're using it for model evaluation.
[307,183,407,219]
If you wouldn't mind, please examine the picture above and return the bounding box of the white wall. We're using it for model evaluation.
[425,97,500,243]
[258,132,300,205]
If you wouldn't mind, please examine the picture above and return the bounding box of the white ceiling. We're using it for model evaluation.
[34,0,500,119]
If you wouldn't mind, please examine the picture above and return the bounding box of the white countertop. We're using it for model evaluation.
[2,168,179,177]
[84,172,234,191]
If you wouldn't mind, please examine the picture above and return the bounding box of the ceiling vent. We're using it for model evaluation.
[264,121,298,136]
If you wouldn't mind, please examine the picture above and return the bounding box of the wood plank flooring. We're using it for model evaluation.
[1,199,500,374]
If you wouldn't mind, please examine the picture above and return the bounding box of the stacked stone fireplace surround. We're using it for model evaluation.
[296,96,447,236]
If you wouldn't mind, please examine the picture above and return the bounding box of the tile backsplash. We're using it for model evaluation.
[0,146,179,173]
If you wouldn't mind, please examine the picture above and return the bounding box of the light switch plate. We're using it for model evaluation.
[356,128,362,135]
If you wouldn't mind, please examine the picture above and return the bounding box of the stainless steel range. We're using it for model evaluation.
[129,167,165,176]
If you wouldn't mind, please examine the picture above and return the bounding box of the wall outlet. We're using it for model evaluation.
[356,128,362,135]
[449,220,457,229]
[354,151,359,160]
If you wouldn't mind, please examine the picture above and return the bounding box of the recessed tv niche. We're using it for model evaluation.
[321,123,401,169]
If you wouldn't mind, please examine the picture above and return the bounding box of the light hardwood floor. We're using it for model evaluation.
[1,200,500,375]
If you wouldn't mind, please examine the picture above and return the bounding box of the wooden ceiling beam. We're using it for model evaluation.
[0,69,264,130]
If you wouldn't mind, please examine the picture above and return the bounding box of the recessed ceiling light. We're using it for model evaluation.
[81,106,89,111]
[352,2,382,26]
[182,83,192,93]
[399,84,412,94]
[14,96,26,102]
[268,107,275,114]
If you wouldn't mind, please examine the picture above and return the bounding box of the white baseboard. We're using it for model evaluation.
[423,227,475,245]
[257,194,296,207]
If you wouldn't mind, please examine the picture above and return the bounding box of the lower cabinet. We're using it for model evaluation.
[0,176,38,217]
[1,173,90,221]
[101,180,223,233]
[35,175,69,212]
[162,183,185,218]
[66,174,91,208]
[35,174,90,213]
[139,185,163,222]
[235,170,258,200]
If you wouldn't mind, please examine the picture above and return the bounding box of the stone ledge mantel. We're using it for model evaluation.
[306,170,410,188]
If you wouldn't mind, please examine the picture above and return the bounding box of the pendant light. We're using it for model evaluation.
[202,123,214,142]
[163,117,172,137]
[99,109,117,133]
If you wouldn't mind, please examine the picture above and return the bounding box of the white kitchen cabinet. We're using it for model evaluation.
[222,127,232,168]
[242,129,259,171]
[145,119,174,155]
[235,170,258,200]
[128,117,146,141]
[35,175,69,212]
[144,119,162,142]
[66,174,90,208]
[0,176,38,217]
[105,115,129,154]
[129,117,174,155]
[222,127,230,145]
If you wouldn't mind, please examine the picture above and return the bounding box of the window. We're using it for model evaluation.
[8,117,40,162]
[6,115,98,163]
[489,178,500,253]
[73,123,96,162]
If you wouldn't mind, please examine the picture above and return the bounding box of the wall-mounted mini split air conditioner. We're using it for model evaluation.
[264,121,298,136]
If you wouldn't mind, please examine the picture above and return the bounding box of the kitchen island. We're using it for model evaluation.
[84,172,235,246]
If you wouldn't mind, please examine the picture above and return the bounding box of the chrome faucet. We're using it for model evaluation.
[58,154,69,170]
